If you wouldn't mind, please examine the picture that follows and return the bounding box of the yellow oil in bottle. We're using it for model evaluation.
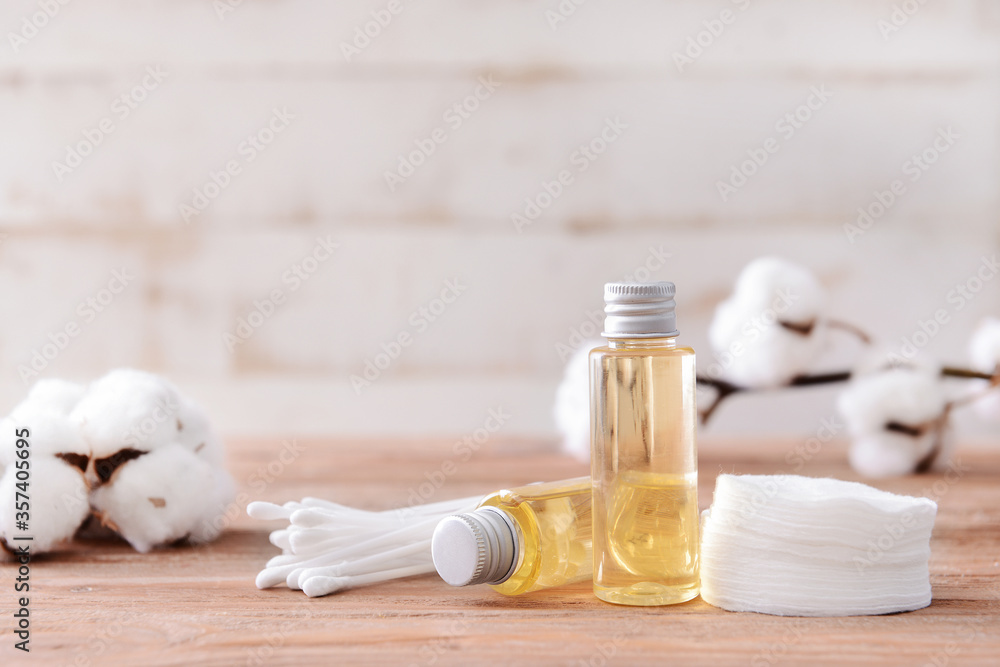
[590,326,700,605]
[593,470,699,603]
[479,476,592,595]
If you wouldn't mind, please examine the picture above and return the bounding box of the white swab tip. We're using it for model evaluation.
[286,567,306,590]
[256,568,293,590]
[302,576,350,598]
[268,529,291,549]
[289,508,338,528]
[247,502,291,520]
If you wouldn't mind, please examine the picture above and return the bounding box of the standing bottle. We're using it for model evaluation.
[431,477,592,595]
[590,282,699,606]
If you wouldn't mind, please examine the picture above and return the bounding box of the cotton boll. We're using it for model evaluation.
[707,257,827,388]
[2,379,88,466]
[848,433,932,479]
[175,396,226,467]
[0,408,89,466]
[89,444,218,553]
[838,366,945,435]
[970,317,1000,371]
[555,342,600,462]
[0,418,12,468]
[187,466,237,544]
[838,367,948,477]
[968,317,1000,422]
[728,257,826,326]
[0,371,233,554]
[0,456,90,553]
[970,386,1000,423]
[849,344,940,377]
[71,368,184,460]
[14,379,86,416]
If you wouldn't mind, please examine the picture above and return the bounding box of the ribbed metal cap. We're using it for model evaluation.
[602,281,679,338]
[431,507,518,587]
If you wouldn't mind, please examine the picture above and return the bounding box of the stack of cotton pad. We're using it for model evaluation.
[700,474,937,616]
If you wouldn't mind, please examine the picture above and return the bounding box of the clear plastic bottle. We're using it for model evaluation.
[590,282,700,606]
[431,477,592,595]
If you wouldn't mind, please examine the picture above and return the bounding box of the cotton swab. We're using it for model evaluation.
[301,564,434,598]
[268,529,291,550]
[247,501,297,521]
[250,493,481,597]
[291,540,432,586]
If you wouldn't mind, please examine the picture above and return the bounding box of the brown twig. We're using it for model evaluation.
[779,319,815,336]
[696,366,999,425]
[788,371,853,387]
[825,319,873,344]
[942,366,997,381]
[914,408,953,474]
[942,364,1000,410]
[697,371,853,423]
[696,377,743,423]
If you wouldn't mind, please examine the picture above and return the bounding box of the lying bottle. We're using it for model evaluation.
[431,477,592,595]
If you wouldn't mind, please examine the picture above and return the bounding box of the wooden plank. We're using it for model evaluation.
[1,438,998,665]
[2,0,996,73]
[3,78,996,230]
[1,228,997,441]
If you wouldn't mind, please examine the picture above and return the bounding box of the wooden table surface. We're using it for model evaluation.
[2,437,999,666]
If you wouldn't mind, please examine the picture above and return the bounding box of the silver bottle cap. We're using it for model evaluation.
[431,506,518,587]
[602,281,679,338]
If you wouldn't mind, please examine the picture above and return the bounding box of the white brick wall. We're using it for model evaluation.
[1,0,998,441]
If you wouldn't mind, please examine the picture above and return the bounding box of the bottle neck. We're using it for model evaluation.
[474,507,519,585]
[606,336,678,350]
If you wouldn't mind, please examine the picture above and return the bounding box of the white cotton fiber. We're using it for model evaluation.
[71,368,184,459]
[16,379,86,416]
[555,341,601,462]
[89,444,219,553]
[707,257,827,388]
[0,419,16,468]
[1,369,233,555]
[968,317,1000,422]
[1,379,88,466]
[0,409,89,464]
[847,433,936,479]
[700,474,937,617]
[187,465,237,545]
[837,366,948,477]
[0,456,91,553]
[970,317,1000,371]
[175,396,226,468]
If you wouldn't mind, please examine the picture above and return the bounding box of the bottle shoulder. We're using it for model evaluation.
[589,344,695,358]
[479,477,590,507]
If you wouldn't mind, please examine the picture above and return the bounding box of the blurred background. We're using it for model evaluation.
[1,0,998,445]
